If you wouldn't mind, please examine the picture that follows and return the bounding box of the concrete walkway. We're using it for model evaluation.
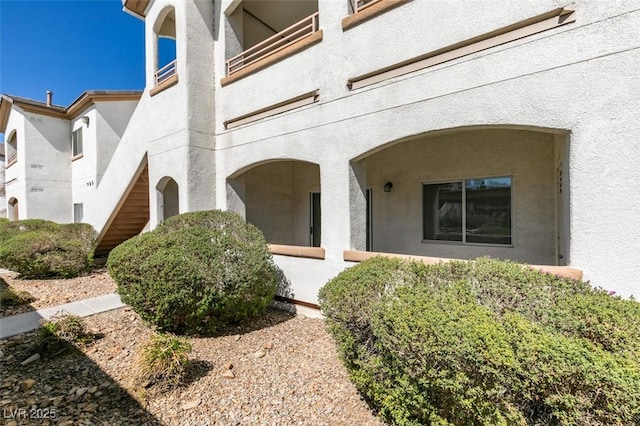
[0,293,125,339]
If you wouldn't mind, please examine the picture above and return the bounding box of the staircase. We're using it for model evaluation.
[94,162,150,256]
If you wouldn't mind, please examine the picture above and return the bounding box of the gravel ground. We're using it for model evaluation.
[0,274,383,425]
[0,269,116,318]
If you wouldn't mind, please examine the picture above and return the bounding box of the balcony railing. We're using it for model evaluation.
[6,153,17,167]
[154,59,177,85]
[353,0,383,13]
[226,12,319,76]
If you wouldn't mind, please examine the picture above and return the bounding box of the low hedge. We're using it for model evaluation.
[319,257,640,425]
[0,220,96,279]
[107,210,277,335]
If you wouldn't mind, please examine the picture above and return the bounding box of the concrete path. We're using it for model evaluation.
[0,293,125,339]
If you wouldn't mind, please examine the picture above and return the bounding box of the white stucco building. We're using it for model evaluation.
[2,0,639,304]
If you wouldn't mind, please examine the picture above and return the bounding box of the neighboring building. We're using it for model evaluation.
[0,147,5,218]
[0,92,141,225]
[1,0,639,303]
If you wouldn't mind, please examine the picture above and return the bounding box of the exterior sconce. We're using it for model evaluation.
[384,182,393,192]
[81,116,90,126]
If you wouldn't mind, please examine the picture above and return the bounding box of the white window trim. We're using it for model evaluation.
[421,175,515,247]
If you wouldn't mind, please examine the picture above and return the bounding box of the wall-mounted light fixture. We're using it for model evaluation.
[384,182,393,192]
[81,116,90,126]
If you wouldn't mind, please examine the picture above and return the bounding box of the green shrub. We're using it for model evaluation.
[319,257,640,425]
[0,220,96,278]
[0,219,61,246]
[318,257,414,383]
[108,210,277,334]
[134,332,192,391]
[36,314,94,354]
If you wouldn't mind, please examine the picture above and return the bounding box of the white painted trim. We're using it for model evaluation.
[224,90,319,129]
[348,6,576,90]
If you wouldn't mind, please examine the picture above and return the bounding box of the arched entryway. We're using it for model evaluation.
[8,197,18,221]
[227,160,321,247]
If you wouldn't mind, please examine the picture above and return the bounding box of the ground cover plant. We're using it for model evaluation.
[134,332,192,393]
[108,210,277,335]
[319,257,640,425]
[34,313,99,357]
[0,219,96,278]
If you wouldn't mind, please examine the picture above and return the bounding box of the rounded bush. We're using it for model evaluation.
[319,257,640,425]
[0,221,96,278]
[107,210,277,334]
[0,218,61,246]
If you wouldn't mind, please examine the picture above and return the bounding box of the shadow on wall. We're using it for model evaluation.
[274,264,294,301]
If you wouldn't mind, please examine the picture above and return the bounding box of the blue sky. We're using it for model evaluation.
[0,0,146,141]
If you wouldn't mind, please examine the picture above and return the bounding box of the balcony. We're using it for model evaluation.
[343,0,410,30]
[6,153,17,168]
[154,59,177,85]
[353,0,383,13]
[226,12,319,77]
[150,59,178,96]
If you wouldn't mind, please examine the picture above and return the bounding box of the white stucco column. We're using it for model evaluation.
[319,160,351,261]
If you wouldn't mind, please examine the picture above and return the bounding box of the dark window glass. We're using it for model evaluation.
[465,177,511,244]
[423,177,511,245]
[423,182,463,241]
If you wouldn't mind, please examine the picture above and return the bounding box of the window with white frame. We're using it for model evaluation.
[73,203,83,223]
[423,176,512,245]
[72,128,83,157]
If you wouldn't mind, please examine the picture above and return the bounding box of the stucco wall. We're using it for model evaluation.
[70,111,96,214]
[3,112,26,218]
[361,128,558,265]
[22,112,72,223]
[85,0,216,234]
[214,1,640,298]
[95,101,139,183]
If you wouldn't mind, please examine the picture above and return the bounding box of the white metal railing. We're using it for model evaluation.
[154,59,177,85]
[353,0,383,13]
[226,12,319,76]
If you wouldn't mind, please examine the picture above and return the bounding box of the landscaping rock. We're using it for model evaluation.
[181,399,201,410]
[21,353,40,365]
[20,378,35,391]
[1,306,382,425]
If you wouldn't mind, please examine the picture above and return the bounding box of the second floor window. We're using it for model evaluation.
[72,128,83,157]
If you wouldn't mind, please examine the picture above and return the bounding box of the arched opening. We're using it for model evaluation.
[8,198,19,221]
[350,127,569,266]
[156,177,179,221]
[227,160,321,247]
[154,7,177,85]
[6,131,17,166]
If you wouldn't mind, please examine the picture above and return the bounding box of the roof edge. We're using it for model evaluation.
[123,0,150,19]
[67,91,143,118]
[0,96,13,133]
[0,90,143,133]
